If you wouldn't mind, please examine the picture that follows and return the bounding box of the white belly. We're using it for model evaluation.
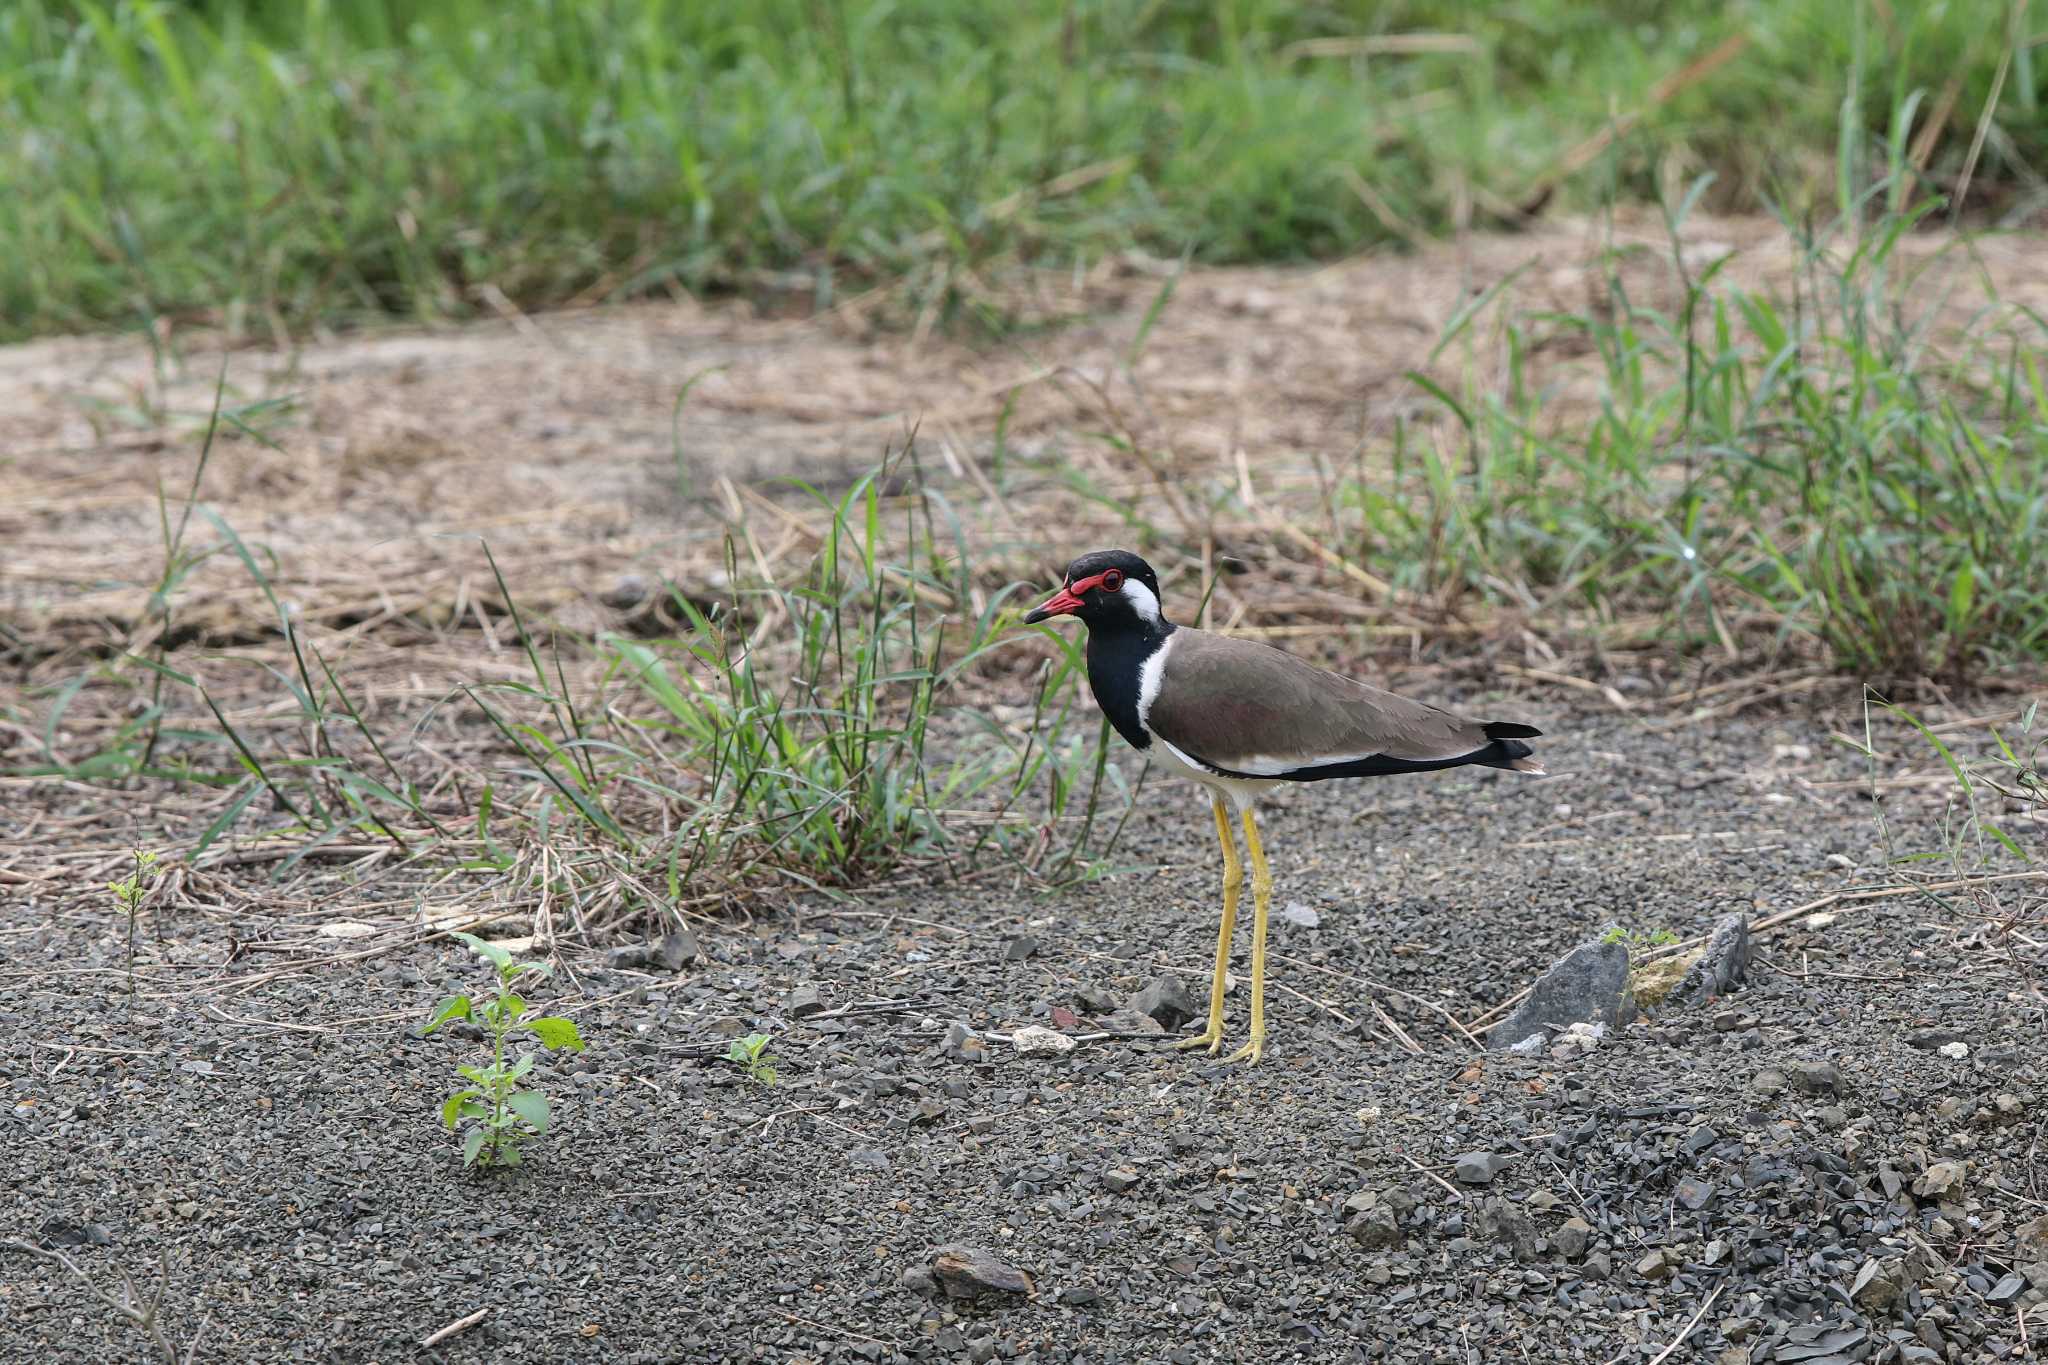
[1145,736,1277,814]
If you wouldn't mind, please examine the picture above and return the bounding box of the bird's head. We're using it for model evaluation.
[1022,549,1166,630]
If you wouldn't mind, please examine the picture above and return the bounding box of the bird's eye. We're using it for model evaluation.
[1101,569,1124,592]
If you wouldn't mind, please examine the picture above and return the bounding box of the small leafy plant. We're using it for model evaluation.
[424,932,586,1169]
[1601,925,1680,949]
[726,1033,780,1086]
[109,849,159,998]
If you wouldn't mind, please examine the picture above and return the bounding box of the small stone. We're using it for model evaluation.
[942,1021,987,1062]
[1453,1152,1509,1185]
[1059,1285,1100,1307]
[1851,1256,1907,1312]
[1000,935,1040,962]
[850,1148,891,1173]
[1342,1190,1377,1216]
[1487,936,1638,1049]
[655,927,702,970]
[1346,1206,1401,1250]
[784,984,826,1019]
[1474,1198,1540,1261]
[1916,1160,1966,1197]
[2017,1213,2048,1260]
[1102,1168,1140,1194]
[1676,1177,1714,1211]
[1750,1068,1787,1096]
[967,1340,996,1365]
[1938,1041,1969,1060]
[931,1246,1035,1300]
[1584,1252,1612,1280]
[598,574,650,609]
[1703,1238,1729,1265]
[605,943,655,970]
[1098,1008,1162,1036]
[1073,986,1118,1016]
[899,1265,935,1294]
[1127,975,1197,1031]
[1280,902,1320,929]
[707,1015,749,1037]
[1985,1272,2026,1305]
[1667,913,1752,1009]
[1553,1217,1592,1259]
[1712,1011,1743,1032]
[1629,954,1693,1008]
[1635,1249,1672,1280]
[1508,1033,1548,1056]
[1010,1025,1075,1056]
[1791,1060,1840,1095]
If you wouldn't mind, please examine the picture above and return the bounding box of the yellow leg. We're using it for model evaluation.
[1224,806,1273,1065]
[1174,796,1240,1055]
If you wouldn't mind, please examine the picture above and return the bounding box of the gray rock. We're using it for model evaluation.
[1676,1177,1715,1211]
[1791,1059,1840,1094]
[1850,1255,1906,1312]
[1346,1206,1401,1250]
[1486,935,1638,1049]
[1553,1216,1593,1259]
[656,927,702,971]
[1102,1168,1140,1193]
[1666,912,1751,1009]
[931,1246,1035,1300]
[999,935,1040,962]
[598,574,651,609]
[1454,1151,1509,1185]
[942,1021,986,1062]
[1128,974,1197,1031]
[606,942,656,970]
[1073,986,1119,1016]
[1985,1272,2026,1305]
[1473,1198,1540,1261]
[1750,1067,1787,1096]
[1634,1249,1673,1280]
[784,984,826,1019]
[849,1148,891,1173]
[1342,1190,1377,1216]
[1280,902,1320,928]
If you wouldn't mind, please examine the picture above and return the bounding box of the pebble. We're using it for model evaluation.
[1127,975,1197,1031]
[1009,1025,1075,1055]
[1938,1041,1969,1059]
[1750,1067,1787,1096]
[931,1246,1035,1300]
[1453,1151,1509,1185]
[999,935,1040,962]
[1791,1060,1840,1094]
[1280,902,1320,928]
[783,984,825,1018]
[1553,1217,1592,1259]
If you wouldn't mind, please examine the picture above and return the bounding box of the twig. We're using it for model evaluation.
[1639,1285,1722,1365]
[1396,1151,1465,1202]
[419,1306,490,1349]
[4,1241,206,1365]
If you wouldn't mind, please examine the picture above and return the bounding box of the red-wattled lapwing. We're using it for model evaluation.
[1023,549,1543,1064]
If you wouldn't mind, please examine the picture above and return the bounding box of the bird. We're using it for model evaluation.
[1022,549,1543,1064]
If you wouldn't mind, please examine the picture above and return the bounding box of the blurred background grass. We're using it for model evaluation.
[2,0,2038,341]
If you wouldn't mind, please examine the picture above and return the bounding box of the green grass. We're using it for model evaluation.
[3,0,2039,341]
[12,420,1133,917]
[1333,180,2048,678]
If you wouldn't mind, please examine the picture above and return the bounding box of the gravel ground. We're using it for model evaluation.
[4,707,2044,1363]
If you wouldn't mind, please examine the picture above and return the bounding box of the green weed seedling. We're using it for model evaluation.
[726,1033,780,1087]
[424,932,586,1169]
[109,849,158,998]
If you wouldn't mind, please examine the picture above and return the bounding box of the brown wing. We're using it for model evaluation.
[1147,628,1502,775]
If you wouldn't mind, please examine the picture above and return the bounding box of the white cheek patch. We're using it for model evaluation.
[1120,578,1161,623]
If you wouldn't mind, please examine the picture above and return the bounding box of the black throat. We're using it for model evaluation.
[1085,617,1174,752]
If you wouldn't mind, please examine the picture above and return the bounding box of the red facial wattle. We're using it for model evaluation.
[1023,568,1122,623]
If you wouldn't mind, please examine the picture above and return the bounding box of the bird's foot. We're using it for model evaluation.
[1223,1033,1265,1066]
[1173,1027,1225,1055]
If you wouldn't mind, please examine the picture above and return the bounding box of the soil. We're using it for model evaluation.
[4,215,2046,1362]
[5,705,2046,1363]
